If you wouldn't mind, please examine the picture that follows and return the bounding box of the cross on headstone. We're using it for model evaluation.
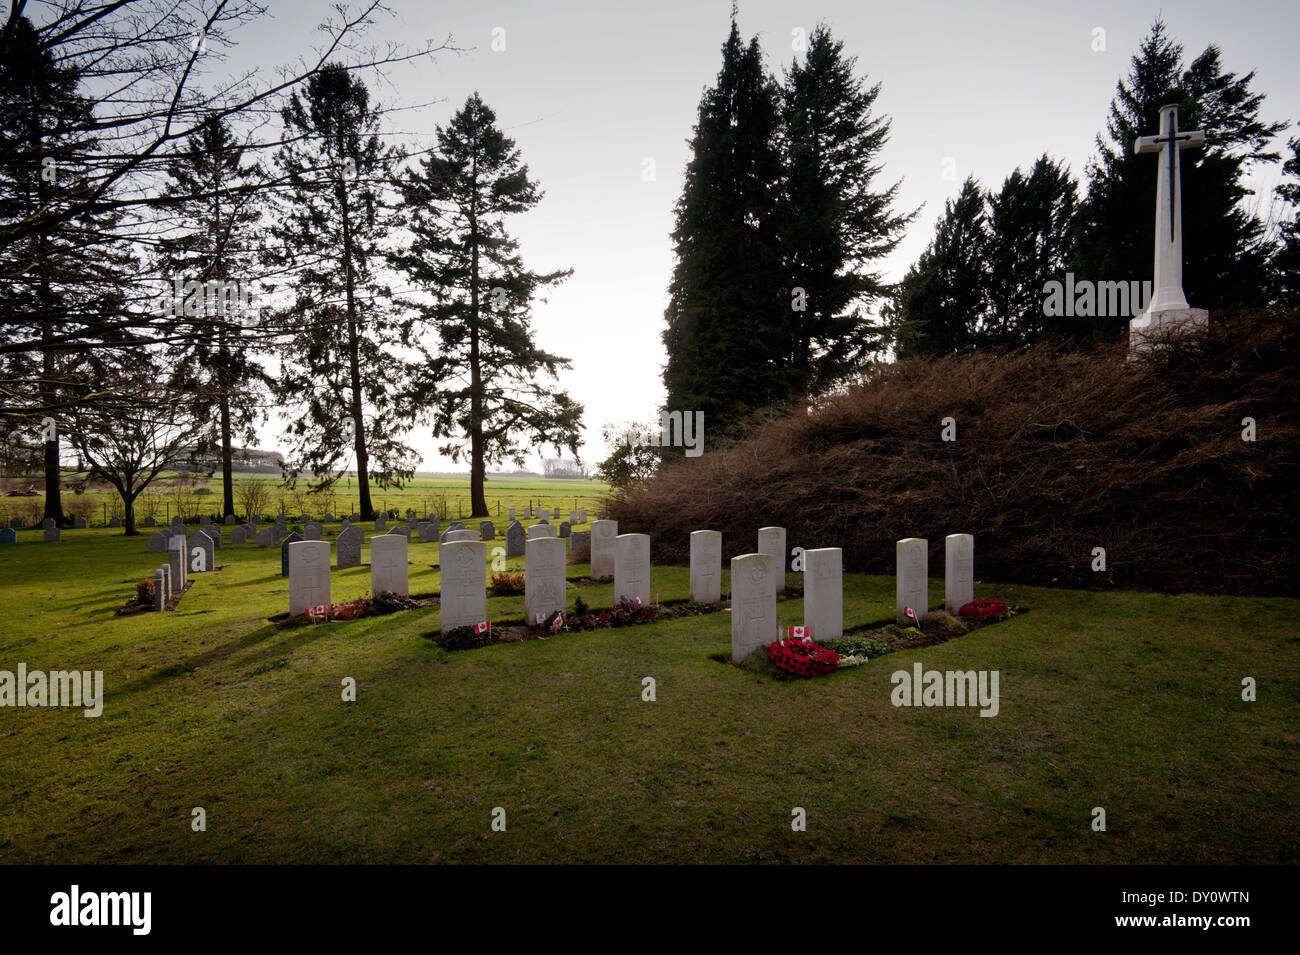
[1131,104,1208,348]
[375,548,404,577]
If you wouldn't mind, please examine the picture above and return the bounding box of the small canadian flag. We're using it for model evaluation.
[788,625,812,642]
[474,621,491,635]
[307,604,327,619]
[905,606,920,627]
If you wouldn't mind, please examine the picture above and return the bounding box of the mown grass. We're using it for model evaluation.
[0,527,1296,863]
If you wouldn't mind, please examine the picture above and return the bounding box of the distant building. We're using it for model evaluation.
[180,446,285,474]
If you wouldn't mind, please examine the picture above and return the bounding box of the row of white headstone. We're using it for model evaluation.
[283,519,976,653]
[286,534,411,617]
[507,505,588,524]
[726,531,974,661]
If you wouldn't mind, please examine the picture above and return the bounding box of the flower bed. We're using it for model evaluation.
[766,636,840,677]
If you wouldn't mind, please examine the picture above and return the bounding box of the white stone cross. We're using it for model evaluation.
[1131,104,1207,346]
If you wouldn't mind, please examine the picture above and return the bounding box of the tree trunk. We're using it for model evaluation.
[339,188,373,519]
[220,395,234,519]
[42,432,64,525]
[468,157,487,517]
[124,492,136,536]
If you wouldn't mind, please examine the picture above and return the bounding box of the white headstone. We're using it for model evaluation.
[803,547,843,641]
[896,537,928,626]
[690,530,722,604]
[944,533,975,614]
[615,533,651,606]
[731,553,776,662]
[527,524,557,540]
[525,537,567,625]
[370,533,409,597]
[440,540,487,633]
[590,519,617,579]
[288,540,331,617]
[757,526,787,596]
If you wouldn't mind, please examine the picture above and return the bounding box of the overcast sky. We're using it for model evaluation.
[228,0,1300,471]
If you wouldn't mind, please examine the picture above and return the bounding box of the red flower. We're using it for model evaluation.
[958,599,1009,621]
[766,639,840,677]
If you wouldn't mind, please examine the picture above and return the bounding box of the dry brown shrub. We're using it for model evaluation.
[609,309,1299,596]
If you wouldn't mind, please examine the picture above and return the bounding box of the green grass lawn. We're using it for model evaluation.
[0,526,1296,863]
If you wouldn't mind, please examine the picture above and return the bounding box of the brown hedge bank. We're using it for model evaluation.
[609,309,1299,596]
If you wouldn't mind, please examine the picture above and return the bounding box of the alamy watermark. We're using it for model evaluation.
[154,276,255,321]
[890,662,999,717]
[621,410,704,458]
[1042,273,1151,318]
[0,665,103,717]
[50,885,150,935]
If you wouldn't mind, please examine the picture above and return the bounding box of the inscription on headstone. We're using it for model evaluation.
[804,547,843,641]
[525,537,567,625]
[896,537,929,625]
[731,554,775,662]
[944,533,975,614]
[690,530,722,604]
[288,540,331,617]
[590,520,617,579]
[440,540,487,633]
[370,533,409,596]
[615,534,651,606]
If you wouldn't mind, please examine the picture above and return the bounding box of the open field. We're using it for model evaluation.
[0,473,611,526]
[1,527,1295,864]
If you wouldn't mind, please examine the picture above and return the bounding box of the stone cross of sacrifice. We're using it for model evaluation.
[1131,104,1206,345]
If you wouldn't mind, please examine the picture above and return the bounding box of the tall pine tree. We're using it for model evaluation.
[154,114,268,520]
[780,25,916,394]
[267,65,417,518]
[0,15,132,525]
[1274,135,1300,303]
[394,94,581,517]
[661,18,784,439]
[983,156,1077,345]
[885,178,989,358]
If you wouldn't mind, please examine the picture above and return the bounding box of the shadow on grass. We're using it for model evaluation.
[114,618,344,698]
